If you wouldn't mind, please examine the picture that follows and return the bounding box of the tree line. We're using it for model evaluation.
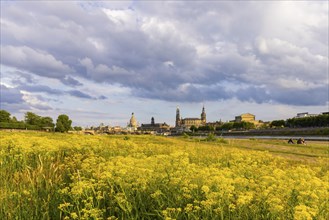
[192,114,328,132]
[191,121,256,132]
[270,114,329,128]
[0,110,75,132]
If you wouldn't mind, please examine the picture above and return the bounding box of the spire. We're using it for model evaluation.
[201,105,206,124]
[175,106,181,127]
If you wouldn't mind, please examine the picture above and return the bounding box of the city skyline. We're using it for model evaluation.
[1,1,328,127]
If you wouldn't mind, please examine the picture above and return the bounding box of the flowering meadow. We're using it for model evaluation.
[0,131,328,219]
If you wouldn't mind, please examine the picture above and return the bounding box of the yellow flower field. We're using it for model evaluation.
[0,131,328,219]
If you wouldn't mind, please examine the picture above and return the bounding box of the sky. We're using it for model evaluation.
[1,1,328,127]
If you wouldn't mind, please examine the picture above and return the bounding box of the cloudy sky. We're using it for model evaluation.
[1,1,328,127]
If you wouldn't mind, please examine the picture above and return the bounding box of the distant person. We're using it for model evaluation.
[288,138,294,144]
[297,138,306,145]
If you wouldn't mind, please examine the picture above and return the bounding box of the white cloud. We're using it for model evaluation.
[21,91,52,110]
[79,57,133,81]
[255,37,268,54]
[276,77,323,90]
[102,8,138,30]
[87,37,104,51]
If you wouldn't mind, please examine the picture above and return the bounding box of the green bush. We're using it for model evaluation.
[204,133,216,142]
[0,122,27,129]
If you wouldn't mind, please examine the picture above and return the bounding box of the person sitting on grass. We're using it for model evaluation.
[288,138,294,144]
[297,138,306,145]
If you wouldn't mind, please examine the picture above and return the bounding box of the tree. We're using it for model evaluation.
[190,125,198,132]
[270,120,285,128]
[40,117,54,128]
[220,122,234,131]
[232,121,255,130]
[0,110,11,122]
[55,114,72,132]
[198,125,213,131]
[11,116,18,123]
[286,114,329,128]
[25,112,41,125]
[73,126,83,131]
[243,121,256,130]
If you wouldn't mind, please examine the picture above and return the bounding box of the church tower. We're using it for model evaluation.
[175,106,181,127]
[201,105,206,125]
[129,112,137,128]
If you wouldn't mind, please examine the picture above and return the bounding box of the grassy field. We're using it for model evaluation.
[0,131,328,219]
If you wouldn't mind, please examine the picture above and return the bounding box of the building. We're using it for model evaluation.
[295,112,319,118]
[235,113,256,123]
[235,113,262,127]
[175,106,207,129]
[127,112,138,132]
[140,117,170,133]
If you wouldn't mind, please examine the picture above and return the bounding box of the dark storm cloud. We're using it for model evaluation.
[6,76,100,101]
[270,86,329,106]
[0,84,24,104]
[18,83,100,100]
[136,83,232,102]
[236,84,329,106]
[0,84,54,111]
[60,76,83,87]
[0,102,30,114]
[17,84,63,95]
[1,1,328,106]
[236,87,270,104]
[31,103,53,111]
[11,71,36,84]
[4,71,98,100]
[98,95,107,100]
[67,90,94,99]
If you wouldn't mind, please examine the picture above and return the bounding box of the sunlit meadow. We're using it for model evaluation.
[0,131,328,219]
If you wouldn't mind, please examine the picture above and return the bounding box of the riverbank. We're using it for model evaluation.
[217,127,329,136]
[181,127,329,141]
[221,135,329,141]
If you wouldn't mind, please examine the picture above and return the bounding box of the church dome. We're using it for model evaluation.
[129,112,137,127]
